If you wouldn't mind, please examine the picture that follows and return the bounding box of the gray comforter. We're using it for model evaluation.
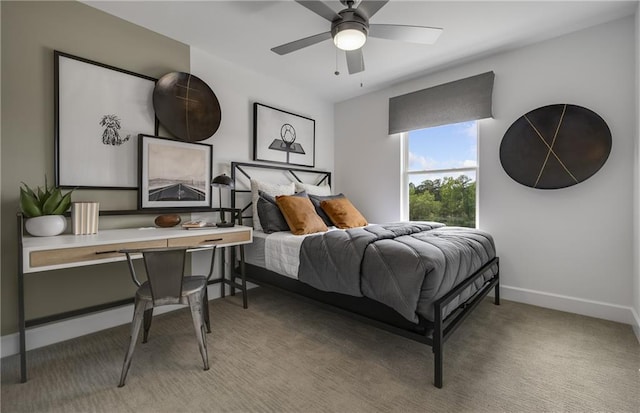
[298,222,497,323]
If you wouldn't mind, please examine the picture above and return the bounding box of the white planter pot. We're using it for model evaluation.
[25,215,67,237]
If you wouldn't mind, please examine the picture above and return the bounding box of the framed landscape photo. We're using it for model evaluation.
[253,102,315,167]
[138,134,212,209]
[54,50,157,189]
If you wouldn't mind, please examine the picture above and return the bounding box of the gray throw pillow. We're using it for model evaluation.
[257,190,308,233]
[309,193,345,226]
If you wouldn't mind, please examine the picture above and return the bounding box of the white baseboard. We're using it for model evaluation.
[1,283,253,359]
[500,284,637,326]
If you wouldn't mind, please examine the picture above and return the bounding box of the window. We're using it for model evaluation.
[402,121,478,228]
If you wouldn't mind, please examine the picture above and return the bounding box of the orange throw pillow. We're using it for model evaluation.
[320,197,368,229]
[275,195,328,235]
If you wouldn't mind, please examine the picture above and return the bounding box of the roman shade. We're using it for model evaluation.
[388,71,495,135]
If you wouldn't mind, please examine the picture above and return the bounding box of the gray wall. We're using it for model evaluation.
[335,17,637,325]
[1,1,189,335]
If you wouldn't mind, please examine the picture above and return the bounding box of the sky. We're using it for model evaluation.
[408,120,477,185]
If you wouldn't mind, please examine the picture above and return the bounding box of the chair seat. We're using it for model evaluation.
[136,277,207,301]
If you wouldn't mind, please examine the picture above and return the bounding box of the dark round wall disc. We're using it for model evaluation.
[499,104,611,189]
[153,72,221,142]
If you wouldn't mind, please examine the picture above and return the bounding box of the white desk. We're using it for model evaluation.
[22,225,252,273]
[17,218,252,383]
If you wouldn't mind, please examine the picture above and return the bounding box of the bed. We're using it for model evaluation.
[229,161,499,388]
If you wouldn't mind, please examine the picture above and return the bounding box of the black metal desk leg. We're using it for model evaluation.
[240,245,247,309]
[220,247,226,298]
[17,213,27,383]
[18,272,27,383]
[230,246,236,296]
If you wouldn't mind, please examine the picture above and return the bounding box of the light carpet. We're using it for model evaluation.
[1,287,638,412]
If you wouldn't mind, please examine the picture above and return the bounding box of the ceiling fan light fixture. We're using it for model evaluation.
[333,28,367,51]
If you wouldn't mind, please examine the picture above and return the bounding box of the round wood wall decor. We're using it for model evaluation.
[499,104,611,189]
[153,72,221,142]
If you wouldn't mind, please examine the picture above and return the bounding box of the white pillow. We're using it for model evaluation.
[251,179,295,231]
[294,182,332,196]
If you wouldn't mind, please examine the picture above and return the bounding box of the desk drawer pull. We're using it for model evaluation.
[203,238,223,243]
[95,250,119,255]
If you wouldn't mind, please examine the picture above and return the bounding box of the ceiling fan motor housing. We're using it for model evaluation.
[331,9,369,40]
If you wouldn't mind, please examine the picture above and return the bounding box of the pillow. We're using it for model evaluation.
[257,190,307,233]
[294,182,332,196]
[320,197,368,229]
[309,193,345,226]
[275,195,328,235]
[250,179,295,231]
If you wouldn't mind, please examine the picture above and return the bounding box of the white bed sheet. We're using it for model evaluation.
[246,228,341,279]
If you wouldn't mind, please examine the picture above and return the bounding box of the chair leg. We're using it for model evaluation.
[118,299,148,387]
[203,288,211,334]
[188,293,209,371]
[142,308,153,343]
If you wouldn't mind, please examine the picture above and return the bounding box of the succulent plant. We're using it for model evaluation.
[20,177,73,217]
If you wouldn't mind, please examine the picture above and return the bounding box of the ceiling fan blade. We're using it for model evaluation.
[295,1,340,22]
[271,31,332,55]
[356,0,389,20]
[346,49,365,74]
[369,24,443,44]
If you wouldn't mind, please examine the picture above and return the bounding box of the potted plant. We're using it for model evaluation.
[20,177,73,236]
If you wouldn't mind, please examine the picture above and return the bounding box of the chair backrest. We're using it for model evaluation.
[141,248,187,306]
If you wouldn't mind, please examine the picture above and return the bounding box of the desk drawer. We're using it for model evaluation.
[29,239,167,268]
[167,229,251,247]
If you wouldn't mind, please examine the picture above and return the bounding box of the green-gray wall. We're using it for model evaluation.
[1,1,189,335]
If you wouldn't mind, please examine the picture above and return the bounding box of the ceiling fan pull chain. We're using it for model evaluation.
[334,48,340,76]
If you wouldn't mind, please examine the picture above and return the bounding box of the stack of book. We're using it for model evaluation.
[181,220,214,229]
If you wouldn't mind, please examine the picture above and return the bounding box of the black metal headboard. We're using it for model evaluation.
[230,162,332,226]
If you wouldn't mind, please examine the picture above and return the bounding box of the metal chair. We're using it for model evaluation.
[117,245,217,387]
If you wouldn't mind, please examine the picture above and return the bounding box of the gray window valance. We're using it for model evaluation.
[388,71,495,135]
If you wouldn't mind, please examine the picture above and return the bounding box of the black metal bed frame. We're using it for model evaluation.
[229,161,500,388]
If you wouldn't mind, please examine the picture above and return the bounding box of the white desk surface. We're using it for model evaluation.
[22,225,253,273]
[22,225,252,250]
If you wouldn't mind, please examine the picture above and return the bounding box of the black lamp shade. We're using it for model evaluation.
[211,174,234,188]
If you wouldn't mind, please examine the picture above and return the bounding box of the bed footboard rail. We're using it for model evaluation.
[432,256,500,388]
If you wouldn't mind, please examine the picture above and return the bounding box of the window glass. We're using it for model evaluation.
[406,121,477,228]
[407,121,477,171]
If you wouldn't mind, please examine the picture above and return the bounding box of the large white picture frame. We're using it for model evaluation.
[55,51,157,189]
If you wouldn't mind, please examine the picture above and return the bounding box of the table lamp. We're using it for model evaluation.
[211,174,235,227]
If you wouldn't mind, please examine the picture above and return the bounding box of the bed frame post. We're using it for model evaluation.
[433,300,444,388]
[494,257,500,305]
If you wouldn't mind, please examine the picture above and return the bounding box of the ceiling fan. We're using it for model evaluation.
[271,0,443,75]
